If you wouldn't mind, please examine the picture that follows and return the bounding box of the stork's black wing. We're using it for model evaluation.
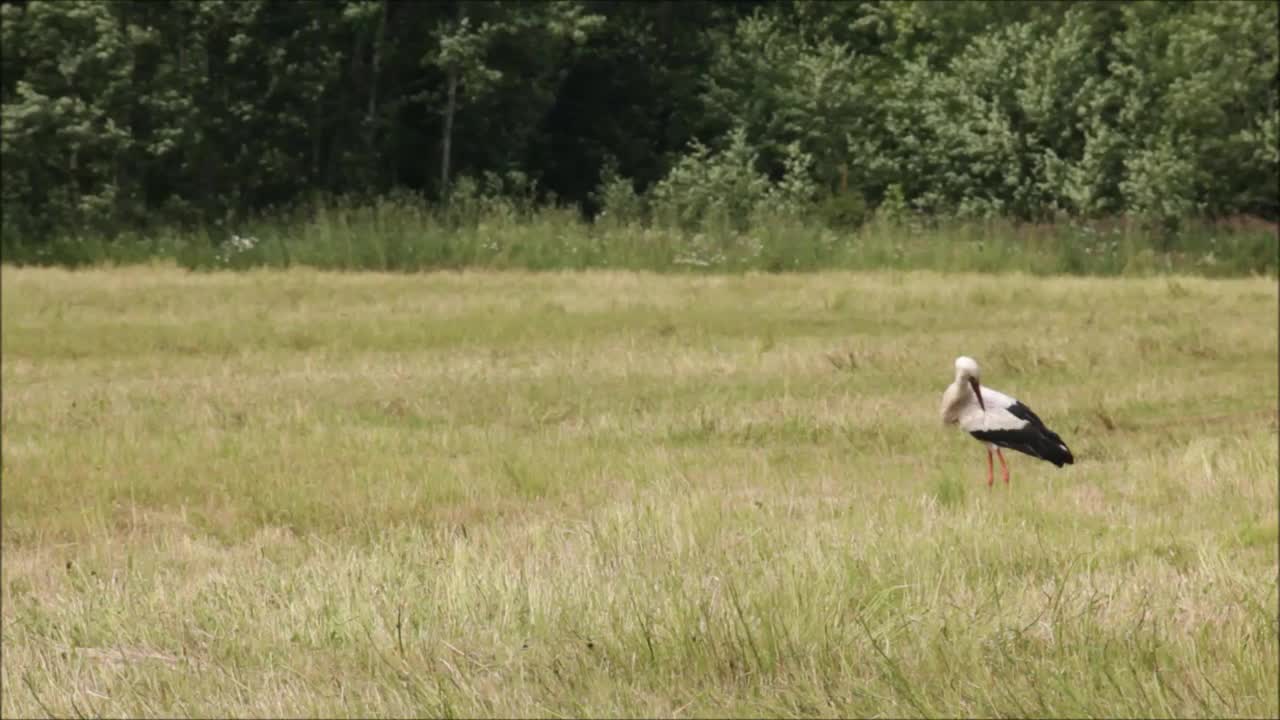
[970,401,1074,467]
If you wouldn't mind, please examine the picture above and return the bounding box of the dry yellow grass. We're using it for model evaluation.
[2,265,1277,717]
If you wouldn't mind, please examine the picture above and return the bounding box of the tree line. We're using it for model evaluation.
[1,0,1277,252]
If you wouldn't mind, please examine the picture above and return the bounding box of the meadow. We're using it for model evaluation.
[1,264,1277,717]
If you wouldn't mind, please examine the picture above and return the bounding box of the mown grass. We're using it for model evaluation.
[2,265,1277,718]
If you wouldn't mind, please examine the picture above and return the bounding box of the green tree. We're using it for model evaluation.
[2,1,136,239]
[703,9,880,191]
[423,1,602,197]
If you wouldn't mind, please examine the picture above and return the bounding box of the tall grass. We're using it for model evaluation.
[2,192,1276,276]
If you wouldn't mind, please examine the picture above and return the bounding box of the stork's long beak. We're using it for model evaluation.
[969,377,985,411]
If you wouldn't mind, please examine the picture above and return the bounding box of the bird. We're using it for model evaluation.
[940,356,1074,487]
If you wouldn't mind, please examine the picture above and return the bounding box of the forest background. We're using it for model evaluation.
[2,0,1277,274]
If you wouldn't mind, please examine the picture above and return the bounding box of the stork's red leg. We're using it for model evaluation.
[986,448,994,488]
[997,449,1010,485]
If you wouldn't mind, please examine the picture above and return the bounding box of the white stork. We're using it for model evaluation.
[940,356,1074,486]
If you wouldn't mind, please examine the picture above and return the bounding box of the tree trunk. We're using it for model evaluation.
[441,68,457,196]
[365,0,389,177]
[439,1,465,198]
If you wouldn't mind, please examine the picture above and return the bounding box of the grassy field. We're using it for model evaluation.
[2,264,1277,718]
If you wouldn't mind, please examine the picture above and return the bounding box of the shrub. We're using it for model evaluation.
[817,190,868,230]
[591,156,646,228]
[649,127,771,233]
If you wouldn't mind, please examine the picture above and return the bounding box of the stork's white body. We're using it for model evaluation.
[941,356,1073,485]
[941,382,1024,436]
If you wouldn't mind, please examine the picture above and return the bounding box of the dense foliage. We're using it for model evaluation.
[1,0,1277,267]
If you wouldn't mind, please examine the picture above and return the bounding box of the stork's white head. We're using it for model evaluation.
[954,355,981,379]
[954,356,985,410]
